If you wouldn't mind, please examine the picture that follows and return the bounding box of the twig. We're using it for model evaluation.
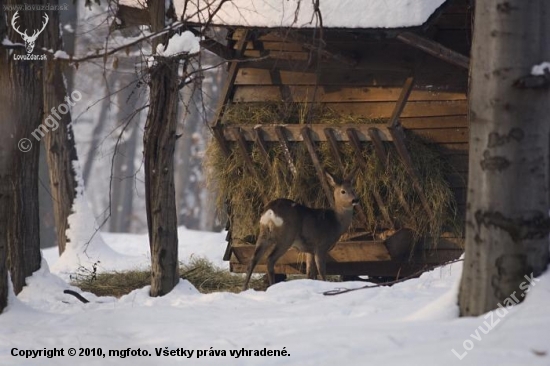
[322,258,463,296]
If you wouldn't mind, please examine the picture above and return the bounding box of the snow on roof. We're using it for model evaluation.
[120,0,449,29]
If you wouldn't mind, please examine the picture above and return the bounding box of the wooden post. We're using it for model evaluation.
[275,126,298,177]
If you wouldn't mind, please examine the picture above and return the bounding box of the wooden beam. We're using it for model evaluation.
[223,123,393,142]
[209,29,249,128]
[397,32,470,70]
[388,76,415,129]
[275,126,298,176]
[301,127,334,205]
[253,128,272,170]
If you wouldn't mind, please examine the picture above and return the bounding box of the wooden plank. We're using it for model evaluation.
[243,49,310,60]
[400,115,467,129]
[301,127,334,205]
[275,126,298,176]
[388,76,415,129]
[222,124,468,144]
[411,128,469,144]
[223,123,393,142]
[210,30,249,128]
[324,100,468,118]
[232,85,467,103]
[387,77,433,218]
[235,41,304,52]
[397,32,470,69]
[231,240,392,266]
[253,128,272,170]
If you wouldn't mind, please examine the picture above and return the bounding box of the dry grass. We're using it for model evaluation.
[71,258,267,297]
[205,103,461,248]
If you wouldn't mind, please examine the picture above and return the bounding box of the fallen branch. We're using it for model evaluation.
[322,258,463,296]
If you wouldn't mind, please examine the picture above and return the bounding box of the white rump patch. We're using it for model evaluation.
[260,209,284,227]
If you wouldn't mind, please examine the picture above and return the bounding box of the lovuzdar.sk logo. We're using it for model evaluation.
[10,10,48,60]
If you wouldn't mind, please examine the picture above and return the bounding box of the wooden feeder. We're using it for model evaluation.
[206,0,471,279]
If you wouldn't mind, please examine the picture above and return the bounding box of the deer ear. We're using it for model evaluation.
[325,171,337,187]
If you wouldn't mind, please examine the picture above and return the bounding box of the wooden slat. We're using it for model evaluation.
[223,123,392,142]
[253,128,272,170]
[411,128,468,144]
[210,30,249,128]
[233,85,467,103]
[243,49,310,60]
[235,41,304,52]
[388,76,415,129]
[323,100,468,118]
[400,115,467,129]
[235,67,460,88]
[301,127,334,205]
[397,32,470,70]
[231,240,392,265]
[275,126,298,176]
[387,77,433,218]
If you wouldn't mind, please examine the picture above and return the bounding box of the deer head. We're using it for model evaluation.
[11,11,49,53]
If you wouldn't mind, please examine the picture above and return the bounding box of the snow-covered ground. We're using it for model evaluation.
[1,228,549,365]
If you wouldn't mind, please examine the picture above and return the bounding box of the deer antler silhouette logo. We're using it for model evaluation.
[11,11,49,54]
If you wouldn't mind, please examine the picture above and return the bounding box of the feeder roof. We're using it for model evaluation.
[120,0,449,29]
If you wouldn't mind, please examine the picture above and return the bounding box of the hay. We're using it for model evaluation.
[205,103,461,246]
[71,258,267,297]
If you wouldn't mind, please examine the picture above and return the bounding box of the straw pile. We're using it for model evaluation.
[205,103,461,247]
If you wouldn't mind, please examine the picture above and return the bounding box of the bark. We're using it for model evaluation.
[144,0,180,297]
[42,2,79,254]
[110,71,140,233]
[5,2,44,293]
[459,0,550,316]
[0,0,11,313]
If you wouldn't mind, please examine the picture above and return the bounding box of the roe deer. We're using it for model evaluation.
[242,171,359,290]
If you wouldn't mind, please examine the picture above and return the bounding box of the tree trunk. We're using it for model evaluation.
[4,2,45,293]
[0,0,11,313]
[42,2,79,255]
[459,0,550,316]
[144,0,180,297]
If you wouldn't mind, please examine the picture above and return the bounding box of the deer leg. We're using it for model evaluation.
[266,242,290,286]
[242,234,271,291]
[314,252,327,281]
[306,253,317,279]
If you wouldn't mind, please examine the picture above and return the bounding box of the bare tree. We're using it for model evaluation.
[0,0,11,313]
[3,1,45,293]
[459,0,550,316]
[42,0,79,254]
[144,0,180,296]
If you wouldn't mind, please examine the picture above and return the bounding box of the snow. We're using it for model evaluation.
[53,50,70,59]
[156,31,200,57]
[120,0,448,29]
[3,226,550,365]
[532,62,550,76]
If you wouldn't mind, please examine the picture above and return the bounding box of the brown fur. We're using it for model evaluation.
[243,172,358,290]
